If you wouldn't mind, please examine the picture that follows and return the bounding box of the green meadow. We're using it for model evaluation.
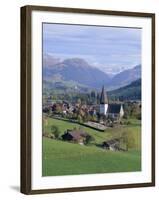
[42,117,141,176]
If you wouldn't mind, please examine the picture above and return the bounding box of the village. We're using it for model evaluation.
[43,86,141,151]
[41,22,142,176]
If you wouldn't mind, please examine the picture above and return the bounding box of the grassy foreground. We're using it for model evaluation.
[43,138,141,176]
[42,117,141,176]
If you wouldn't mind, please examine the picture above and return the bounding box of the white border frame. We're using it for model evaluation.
[31,10,152,190]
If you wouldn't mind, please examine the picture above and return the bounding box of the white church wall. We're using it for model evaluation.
[100,104,108,115]
[120,105,124,117]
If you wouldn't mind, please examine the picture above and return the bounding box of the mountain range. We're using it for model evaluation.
[43,57,141,92]
[107,64,141,90]
[108,79,141,100]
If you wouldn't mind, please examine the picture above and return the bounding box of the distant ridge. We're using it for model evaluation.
[107,65,141,90]
[43,58,111,89]
[43,55,141,91]
[108,79,141,100]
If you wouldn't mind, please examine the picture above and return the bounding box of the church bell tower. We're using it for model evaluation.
[99,86,108,115]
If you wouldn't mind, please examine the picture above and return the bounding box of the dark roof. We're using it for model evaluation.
[67,129,88,140]
[103,138,120,145]
[100,86,108,104]
[107,104,122,114]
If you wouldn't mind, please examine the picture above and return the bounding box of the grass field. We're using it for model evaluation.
[42,117,141,176]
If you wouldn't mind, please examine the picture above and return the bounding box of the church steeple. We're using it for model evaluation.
[100,86,108,104]
[99,86,108,115]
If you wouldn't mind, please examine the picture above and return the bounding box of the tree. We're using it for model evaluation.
[43,117,48,126]
[92,115,97,122]
[97,93,100,104]
[91,90,96,98]
[90,90,96,104]
[77,115,83,124]
[53,104,62,114]
[85,114,92,122]
[85,135,95,145]
[51,125,60,139]
[72,112,77,119]
[82,115,87,123]
[137,112,141,120]
[130,103,139,117]
[123,103,131,118]
[77,98,81,105]
[121,130,136,151]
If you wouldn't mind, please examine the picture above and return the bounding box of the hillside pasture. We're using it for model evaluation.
[42,117,141,176]
[43,117,141,149]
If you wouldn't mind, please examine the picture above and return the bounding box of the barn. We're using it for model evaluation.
[62,129,88,144]
[102,138,120,151]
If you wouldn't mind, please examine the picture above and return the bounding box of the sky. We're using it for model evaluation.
[43,23,141,74]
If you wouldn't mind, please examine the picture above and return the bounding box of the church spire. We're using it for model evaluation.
[100,86,108,104]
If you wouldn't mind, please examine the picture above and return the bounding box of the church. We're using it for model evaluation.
[99,86,124,119]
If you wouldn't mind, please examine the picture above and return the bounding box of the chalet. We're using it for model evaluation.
[99,86,124,119]
[61,129,89,145]
[102,138,120,151]
[51,102,70,114]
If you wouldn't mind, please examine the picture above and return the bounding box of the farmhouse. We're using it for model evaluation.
[99,86,124,119]
[102,138,120,151]
[61,129,89,144]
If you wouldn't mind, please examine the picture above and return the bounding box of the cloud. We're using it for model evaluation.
[43,23,141,74]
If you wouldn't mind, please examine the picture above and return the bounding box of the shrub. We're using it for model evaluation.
[85,135,95,145]
[136,113,141,120]
[50,133,55,139]
[43,132,49,137]
[127,121,131,125]
[77,115,83,124]
[123,114,128,119]
[121,130,136,151]
[51,125,60,139]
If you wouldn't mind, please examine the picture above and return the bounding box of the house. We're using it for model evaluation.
[61,129,88,144]
[99,86,124,119]
[102,138,120,151]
